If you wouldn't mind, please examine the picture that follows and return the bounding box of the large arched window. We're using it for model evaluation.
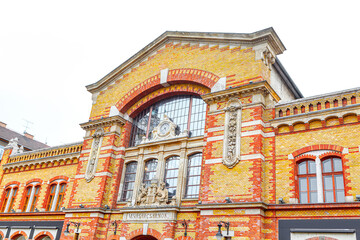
[143,159,158,187]
[121,162,138,201]
[129,95,207,146]
[164,156,180,198]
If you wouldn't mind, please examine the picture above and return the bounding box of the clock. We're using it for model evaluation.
[159,122,170,135]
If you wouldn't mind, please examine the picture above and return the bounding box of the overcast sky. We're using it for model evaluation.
[1,0,359,146]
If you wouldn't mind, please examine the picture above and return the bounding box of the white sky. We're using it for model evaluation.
[1,0,359,146]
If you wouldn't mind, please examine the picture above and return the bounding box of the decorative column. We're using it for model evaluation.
[315,156,324,203]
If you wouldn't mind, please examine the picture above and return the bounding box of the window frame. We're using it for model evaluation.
[185,153,202,199]
[45,180,67,211]
[121,161,138,201]
[321,157,345,203]
[1,185,18,213]
[164,156,180,198]
[143,159,158,187]
[297,159,317,204]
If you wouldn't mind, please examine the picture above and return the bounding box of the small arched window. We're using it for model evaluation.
[143,159,158,187]
[298,160,317,203]
[129,95,207,146]
[46,181,66,211]
[164,156,180,198]
[121,162,138,201]
[185,153,202,198]
[22,183,41,212]
[322,157,345,203]
[1,185,18,212]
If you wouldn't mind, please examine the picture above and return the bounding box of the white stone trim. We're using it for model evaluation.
[200,210,213,215]
[207,126,225,132]
[211,77,226,93]
[206,135,224,142]
[240,154,265,161]
[143,223,149,235]
[109,106,120,117]
[242,120,265,127]
[90,212,104,218]
[204,158,222,164]
[160,69,170,87]
[241,130,274,137]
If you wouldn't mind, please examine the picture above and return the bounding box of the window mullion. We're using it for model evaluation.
[145,106,153,139]
[315,156,324,203]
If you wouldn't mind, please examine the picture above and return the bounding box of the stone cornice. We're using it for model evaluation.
[271,103,360,128]
[80,115,126,130]
[86,28,285,94]
[201,81,281,104]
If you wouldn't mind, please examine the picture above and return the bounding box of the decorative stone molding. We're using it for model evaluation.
[85,128,104,182]
[135,180,175,206]
[262,47,276,69]
[141,115,188,144]
[6,138,24,156]
[80,115,126,131]
[222,98,242,168]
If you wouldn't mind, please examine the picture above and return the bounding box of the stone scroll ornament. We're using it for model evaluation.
[85,128,104,182]
[222,98,242,168]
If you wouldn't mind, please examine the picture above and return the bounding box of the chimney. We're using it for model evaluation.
[0,121,6,128]
[24,132,34,140]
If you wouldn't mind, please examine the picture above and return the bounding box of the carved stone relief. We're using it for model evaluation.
[135,179,175,206]
[222,98,242,168]
[85,128,104,182]
[7,138,24,156]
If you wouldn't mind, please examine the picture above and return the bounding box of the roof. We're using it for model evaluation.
[0,125,49,150]
[86,28,287,94]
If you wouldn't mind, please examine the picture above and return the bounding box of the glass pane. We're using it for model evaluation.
[298,162,307,175]
[309,177,317,191]
[333,158,342,171]
[325,190,334,202]
[299,192,308,203]
[322,159,332,173]
[298,178,307,191]
[308,161,316,174]
[334,175,344,189]
[323,176,333,190]
[336,190,345,202]
[310,192,318,203]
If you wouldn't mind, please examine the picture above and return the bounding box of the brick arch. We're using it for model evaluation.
[292,144,344,158]
[127,228,162,240]
[174,237,195,240]
[115,68,219,114]
[126,83,210,118]
[10,231,27,239]
[34,231,54,240]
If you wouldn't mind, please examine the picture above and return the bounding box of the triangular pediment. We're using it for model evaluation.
[86,28,286,94]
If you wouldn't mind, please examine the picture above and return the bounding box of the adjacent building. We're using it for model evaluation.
[1,28,360,240]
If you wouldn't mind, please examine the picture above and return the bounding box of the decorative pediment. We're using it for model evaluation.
[86,28,286,94]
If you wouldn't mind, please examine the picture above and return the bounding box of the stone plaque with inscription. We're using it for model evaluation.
[123,211,177,223]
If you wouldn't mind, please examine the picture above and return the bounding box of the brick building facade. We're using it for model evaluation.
[1,28,360,240]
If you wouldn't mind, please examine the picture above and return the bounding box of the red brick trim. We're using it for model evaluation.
[127,228,162,240]
[10,230,28,239]
[49,176,69,183]
[26,178,43,186]
[292,145,344,158]
[0,231,4,239]
[4,181,20,188]
[34,231,54,240]
[174,237,194,240]
[115,68,218,114]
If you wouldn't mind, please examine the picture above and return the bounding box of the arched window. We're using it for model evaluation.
[46,181,66,211]
[164,156,180,198]
[322,157,345,203]
[22,183,41,212]
[1,185,18,212]
[129,95,207,146]
[185,153,202,198]
[298,160,317,203]
[143,159,158,187]
[12,235,25,240]
[121,162,138,201]
[297,156,345,204]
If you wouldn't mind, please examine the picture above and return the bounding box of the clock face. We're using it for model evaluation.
[160,122,170,134]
